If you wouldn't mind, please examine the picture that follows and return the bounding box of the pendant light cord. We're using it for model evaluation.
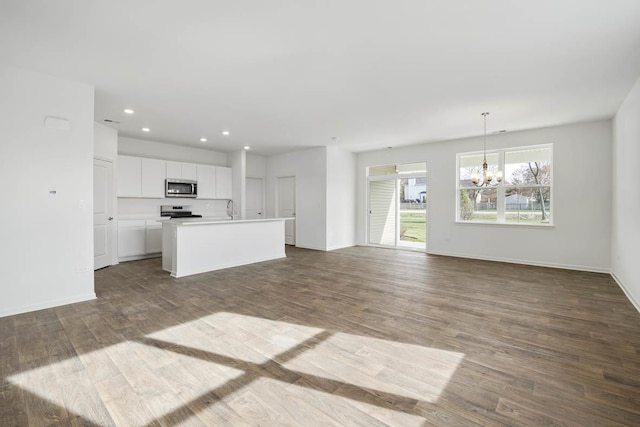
[482,112,489,162]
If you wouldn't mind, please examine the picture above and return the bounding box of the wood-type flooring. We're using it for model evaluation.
[1,246,640,426]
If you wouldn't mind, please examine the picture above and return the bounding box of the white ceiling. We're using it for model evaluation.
[2,1,640,155]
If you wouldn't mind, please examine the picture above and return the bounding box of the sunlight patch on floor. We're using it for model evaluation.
[8,312,464,424]
[229,377,428,426]
[282,331,464,402]
[146,311,324,364]
[9,340,244,426]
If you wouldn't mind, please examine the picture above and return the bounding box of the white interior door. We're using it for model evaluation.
[368,178,397,247]
[94,158,115,269]
[246,177,264,219]
[277,176,296,245]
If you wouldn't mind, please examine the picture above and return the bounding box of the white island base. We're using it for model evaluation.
[162,218,287,278]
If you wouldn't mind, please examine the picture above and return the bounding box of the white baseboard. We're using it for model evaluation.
[425,249,610,274]
[0,293,97,318]
[610,272,640,314]
[118,253,161,263]
[296,243,356,252]
[326,243,356,252]
[294,244,327,251]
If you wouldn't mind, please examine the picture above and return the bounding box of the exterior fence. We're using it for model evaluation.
[475,202,551,211]
[400,203,426,210]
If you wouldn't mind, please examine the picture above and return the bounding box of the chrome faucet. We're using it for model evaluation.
[226,199,235,219]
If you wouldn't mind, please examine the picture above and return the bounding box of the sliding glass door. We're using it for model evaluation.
[367,162,426,250]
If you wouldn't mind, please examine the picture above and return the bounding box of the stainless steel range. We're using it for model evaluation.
[160,205,203,219]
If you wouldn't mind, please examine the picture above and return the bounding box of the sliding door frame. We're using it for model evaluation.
[367,169,427,251]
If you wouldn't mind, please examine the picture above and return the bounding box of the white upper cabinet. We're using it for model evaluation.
[167,161,197,180]
[166,161,181,179]
[141,158,166,198]
[118,155,232,199]
[117,156,166,198]
[215,166,233,199]
[117,156,141,197]
[197,164,216,199]
[183,163,197,180]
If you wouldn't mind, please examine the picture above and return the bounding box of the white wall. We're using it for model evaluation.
[356,120,613,272]
[0,65,95,317]
[612,76,640,310]
[119,136,227,166]
[326,147,357,250]
[94,122,118,160]
[228,150,246,217]
[266,147,327,250]
[246,153,267,178]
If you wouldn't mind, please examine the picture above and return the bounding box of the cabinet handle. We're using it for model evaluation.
[108,217,114,221]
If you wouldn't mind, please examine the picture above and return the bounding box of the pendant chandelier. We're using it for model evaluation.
[471,112,503,187]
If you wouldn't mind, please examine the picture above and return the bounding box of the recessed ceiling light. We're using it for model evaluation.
[200,138,207,142]
[123,109,134,114]
[244,146,250,150]
[142,127,150,132]
[222,130,230,136]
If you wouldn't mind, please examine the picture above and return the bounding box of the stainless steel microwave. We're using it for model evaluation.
[165,179,198,198]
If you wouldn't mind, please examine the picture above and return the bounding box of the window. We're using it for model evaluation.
[457,144,552,225]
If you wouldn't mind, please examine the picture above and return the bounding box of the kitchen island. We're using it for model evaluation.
[162,217,288,278]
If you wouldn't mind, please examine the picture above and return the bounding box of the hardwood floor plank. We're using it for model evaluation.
[0,384,28,427]
[1,246,640,426]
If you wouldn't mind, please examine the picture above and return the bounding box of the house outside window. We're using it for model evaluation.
[457,144,552,225]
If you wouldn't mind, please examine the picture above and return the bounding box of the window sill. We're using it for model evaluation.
[455,220,555,228]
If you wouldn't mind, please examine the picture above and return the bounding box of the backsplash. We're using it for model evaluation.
[118,198,228,218]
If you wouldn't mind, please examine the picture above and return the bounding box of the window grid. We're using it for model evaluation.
[457,144,552,226]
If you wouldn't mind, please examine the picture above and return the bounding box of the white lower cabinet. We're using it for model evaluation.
[118,218,166,261]
[145,219,163,254]
[118,219,146,258]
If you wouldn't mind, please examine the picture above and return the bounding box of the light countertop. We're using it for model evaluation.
[161,217,292,226]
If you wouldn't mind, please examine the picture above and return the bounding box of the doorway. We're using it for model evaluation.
[93,158,115,269]
[277,176,296,245]
[246,177,264,219]
[367,162,426,250]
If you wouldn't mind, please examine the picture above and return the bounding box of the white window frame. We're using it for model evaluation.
[456,143,553,227]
